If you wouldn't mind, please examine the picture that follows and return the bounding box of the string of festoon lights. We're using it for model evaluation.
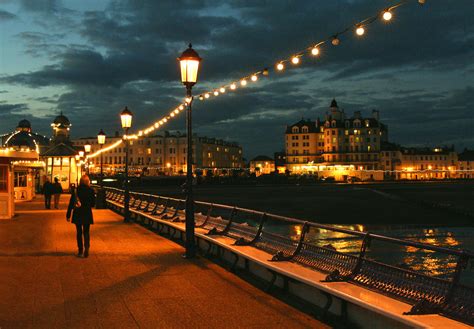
[87,0,427,160]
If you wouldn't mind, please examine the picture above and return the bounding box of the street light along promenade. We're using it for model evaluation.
[178,43,201,259]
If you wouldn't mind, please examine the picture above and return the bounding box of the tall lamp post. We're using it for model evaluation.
[178,43,201,258]
[84,143,91,175]
[75,155,80,185]
[97,130,106,188]
[96,129,106,208]
[120,107,133,222]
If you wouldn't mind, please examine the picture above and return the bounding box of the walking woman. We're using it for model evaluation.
[66,175,95,258]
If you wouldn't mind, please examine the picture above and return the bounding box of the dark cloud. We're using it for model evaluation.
[0,0,473,158]
[0,9,17,21]
[0,103,29,116]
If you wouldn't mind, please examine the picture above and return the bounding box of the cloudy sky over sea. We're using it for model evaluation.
[0,0,473,158]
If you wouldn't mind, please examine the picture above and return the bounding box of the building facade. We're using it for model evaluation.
[249,155,275,176]
[285,99,387,180]
[73,132,243,176]
[284,99,472,181]
[379,144,458,180]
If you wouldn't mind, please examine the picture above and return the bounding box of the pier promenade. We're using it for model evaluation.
[0,198,324,328]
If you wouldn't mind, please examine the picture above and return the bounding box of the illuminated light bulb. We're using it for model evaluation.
[179,104,184,110]
[220,87,226,93]
[276,62,284,71]
[240,79,247,86]
[174,109,179,114]
[205,93,210,99]
[185,97,192,103]
[251,75,258,82]
[356,26,365,36]
[199,95,204,100]
[311,47,320,56]
[230,83,237,90]
[155,123,159,128]
[383,11,392,21]
[332,36,340,46]
[291,56,300,65]
[213,90,219,96]
[170,112,175,117]
[163,118,167,122]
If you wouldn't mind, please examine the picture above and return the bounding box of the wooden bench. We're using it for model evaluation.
[104,196,471,329]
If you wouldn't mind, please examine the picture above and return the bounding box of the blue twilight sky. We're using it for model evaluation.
[0,0,473,159]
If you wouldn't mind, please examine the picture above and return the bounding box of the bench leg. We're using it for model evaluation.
[230,252,239,273]
[321,291,333,320]
[266,270,277,293]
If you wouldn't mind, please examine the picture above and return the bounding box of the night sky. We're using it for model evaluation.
[0,0,473,159]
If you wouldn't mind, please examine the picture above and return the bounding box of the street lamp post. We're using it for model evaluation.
[97,130,106,188]
[120,107,133,222]
[75,155,80,185]
[96,129,106,209]
[178,43,201,259]
[84,144,91,175]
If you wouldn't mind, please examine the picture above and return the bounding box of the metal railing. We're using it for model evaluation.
[101,186,474,325]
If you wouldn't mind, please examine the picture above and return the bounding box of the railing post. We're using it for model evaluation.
[207,207,236,235]
[196,203,213,227]
[324,232,371,282]
[446,251,469,302]
[234,212,266,246]
[271,222,309,261]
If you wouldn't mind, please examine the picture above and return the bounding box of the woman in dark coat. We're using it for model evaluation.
[67,175,95,258]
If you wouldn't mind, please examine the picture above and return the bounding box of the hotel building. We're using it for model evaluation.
[285,99,388,180]
[284,99,470,181]
[73,132,243,175]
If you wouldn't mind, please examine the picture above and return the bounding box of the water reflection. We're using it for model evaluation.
[265,222,474,285]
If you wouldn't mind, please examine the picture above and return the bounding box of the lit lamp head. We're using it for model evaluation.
[84,144,91,153]
[120,106,133,129]
[178,43,201,88]
[97,129,106,145]
[79,151,85,157]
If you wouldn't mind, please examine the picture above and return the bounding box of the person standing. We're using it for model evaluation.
[52,177,63,209]
[43,177,53,209]
[67,175,95,258]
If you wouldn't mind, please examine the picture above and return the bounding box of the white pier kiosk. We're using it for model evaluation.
[0,148,39,219]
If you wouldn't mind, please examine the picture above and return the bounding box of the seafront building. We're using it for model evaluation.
[0,114,85,202]
[284,99,472,181]
[249,155,275,176]
[73,132,243,175]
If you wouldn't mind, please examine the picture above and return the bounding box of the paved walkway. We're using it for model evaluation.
[0,197,327,328]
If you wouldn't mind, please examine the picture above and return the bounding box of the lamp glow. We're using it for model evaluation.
[311,47,320,56]
[251,75,258,82]
[120,106,133,129]
[178,44,201,86]
[383,11,392,21]
[240,79,247,86]
[276,63,284,71]
[230,83,237,90]
[220,87,226,93]
[97,129,106,145]
[291,56,300,65]
[356,26,365,36]
[332,36,340,46]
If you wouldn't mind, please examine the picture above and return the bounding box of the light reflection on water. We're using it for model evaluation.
[265,223,474,285]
